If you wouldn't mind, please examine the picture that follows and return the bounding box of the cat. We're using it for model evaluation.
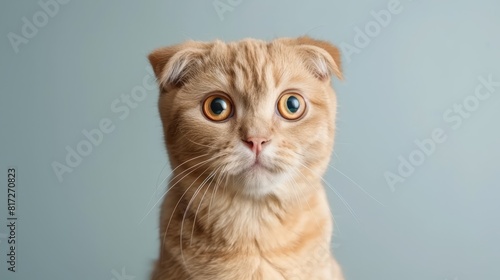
[148,36,344,280]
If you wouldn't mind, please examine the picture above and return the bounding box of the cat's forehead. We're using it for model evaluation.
[203,39,303,103]
[150,36,341,99]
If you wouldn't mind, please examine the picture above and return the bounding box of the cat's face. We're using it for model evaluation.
[149,37,342,198]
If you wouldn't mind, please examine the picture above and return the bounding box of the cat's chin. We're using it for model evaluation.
[232,165,288,197]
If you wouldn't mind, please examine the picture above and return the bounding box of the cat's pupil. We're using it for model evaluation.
[286,96,300,113]
[210,98,227,115]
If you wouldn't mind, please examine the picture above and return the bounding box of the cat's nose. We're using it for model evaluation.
[242,137,270,156]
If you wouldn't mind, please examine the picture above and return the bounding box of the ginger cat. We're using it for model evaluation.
[148,36,344,280]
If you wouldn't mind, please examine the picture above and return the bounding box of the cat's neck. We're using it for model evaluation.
[164,175,332,250]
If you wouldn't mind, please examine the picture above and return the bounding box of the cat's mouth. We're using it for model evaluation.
[244,157,275,174]
[249,160,265,170]
[231,149,285,178]
[232,155,290,195]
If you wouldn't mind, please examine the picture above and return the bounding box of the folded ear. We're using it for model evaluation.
[148,41,211,89]
[284,36,343,80]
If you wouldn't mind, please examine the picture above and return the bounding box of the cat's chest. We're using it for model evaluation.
[188,254,334,280]
[169,186,334,279]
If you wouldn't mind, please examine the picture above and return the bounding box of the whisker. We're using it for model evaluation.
[182,166,227,264]
[297,161,360,224]
[189,165,222,246]
[328,164,385,206]
[181,134,215,149]
[293,168,342,236]
[286,170,340,259]
[207,165,226,224]
[141,153,211,221]
[283,171,302,207]
[140,154,223,224]
[333,151,341,162]
[162,163,216,260]
[180,167,218,266]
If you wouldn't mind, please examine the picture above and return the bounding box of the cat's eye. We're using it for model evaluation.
[202,94,233,122]
[277,93,306,120]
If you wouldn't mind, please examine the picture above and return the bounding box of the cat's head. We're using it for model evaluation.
[149,36,342,198]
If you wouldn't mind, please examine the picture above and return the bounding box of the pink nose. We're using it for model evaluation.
[243,137,270,156]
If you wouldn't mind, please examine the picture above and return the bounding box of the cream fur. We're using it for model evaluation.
[148,36,344,280]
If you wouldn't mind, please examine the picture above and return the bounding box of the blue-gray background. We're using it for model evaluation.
[1,0,499,279]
